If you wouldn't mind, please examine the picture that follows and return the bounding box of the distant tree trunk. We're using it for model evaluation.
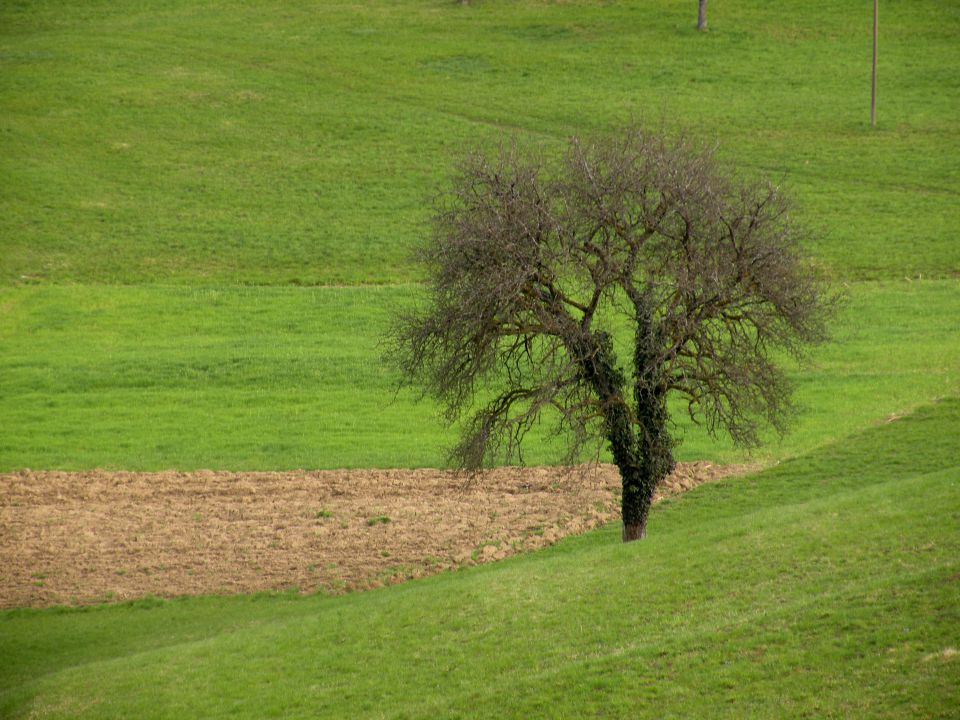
[871,0,878,126]
[698,0,709,31]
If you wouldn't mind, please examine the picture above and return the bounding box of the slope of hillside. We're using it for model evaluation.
[2,0,957,284]
[1,2,957,713]
[2,398,957,718]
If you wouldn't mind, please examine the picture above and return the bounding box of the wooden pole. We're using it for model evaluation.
[871,0,878,127]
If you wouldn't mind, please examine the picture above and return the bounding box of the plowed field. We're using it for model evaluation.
[1,462,751,608]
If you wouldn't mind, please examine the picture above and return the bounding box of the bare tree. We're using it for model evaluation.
[698,0,708,31]
[389,127,835,541]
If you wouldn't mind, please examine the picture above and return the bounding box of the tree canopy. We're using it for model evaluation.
[389,126,836,540]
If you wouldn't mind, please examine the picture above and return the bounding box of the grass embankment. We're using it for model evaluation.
[2,398,958,718]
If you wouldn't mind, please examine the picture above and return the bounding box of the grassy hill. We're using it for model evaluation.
[2,0,959,471]
[2,0,958,286]
[1,280,957,470]
[2,398,957,717]
[2,0,958,473]
[1,0,958,715]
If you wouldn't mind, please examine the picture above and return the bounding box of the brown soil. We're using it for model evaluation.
[0,462,750,609]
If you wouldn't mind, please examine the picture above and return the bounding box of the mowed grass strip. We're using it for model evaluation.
[1,280,957,471]
[2,398,957,718]
[1,0,958,285]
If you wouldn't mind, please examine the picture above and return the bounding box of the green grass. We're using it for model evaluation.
[1,280,957,471]
[1,1,959,713]
[2,398,957,718]
[2,0,958,285]
[2,1,958,475]
[1,0,958,471]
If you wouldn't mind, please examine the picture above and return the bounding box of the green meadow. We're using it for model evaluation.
[1,280,958,470]
[1,0,958,716]
[2,0,958,288]
[2,398,958,718]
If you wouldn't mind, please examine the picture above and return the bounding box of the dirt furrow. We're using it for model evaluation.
[0,462,751,608]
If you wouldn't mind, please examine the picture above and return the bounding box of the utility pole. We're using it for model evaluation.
[698,0,708,32]
[871,0,878,127]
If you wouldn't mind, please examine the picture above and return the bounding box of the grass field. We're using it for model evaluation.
[2,398,957,718]
[1,0,958,472]
[1,280,958,470]
[2,0,958,286]
[2,0,959,716]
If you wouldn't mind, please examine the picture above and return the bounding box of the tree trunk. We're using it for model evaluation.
[618,395,671,542]
[697,0,708,31]
[570,320,672,543]
[616,384,671,542]
[623,520,647,542]
[620,462,652,541]
[623,291,675,542]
